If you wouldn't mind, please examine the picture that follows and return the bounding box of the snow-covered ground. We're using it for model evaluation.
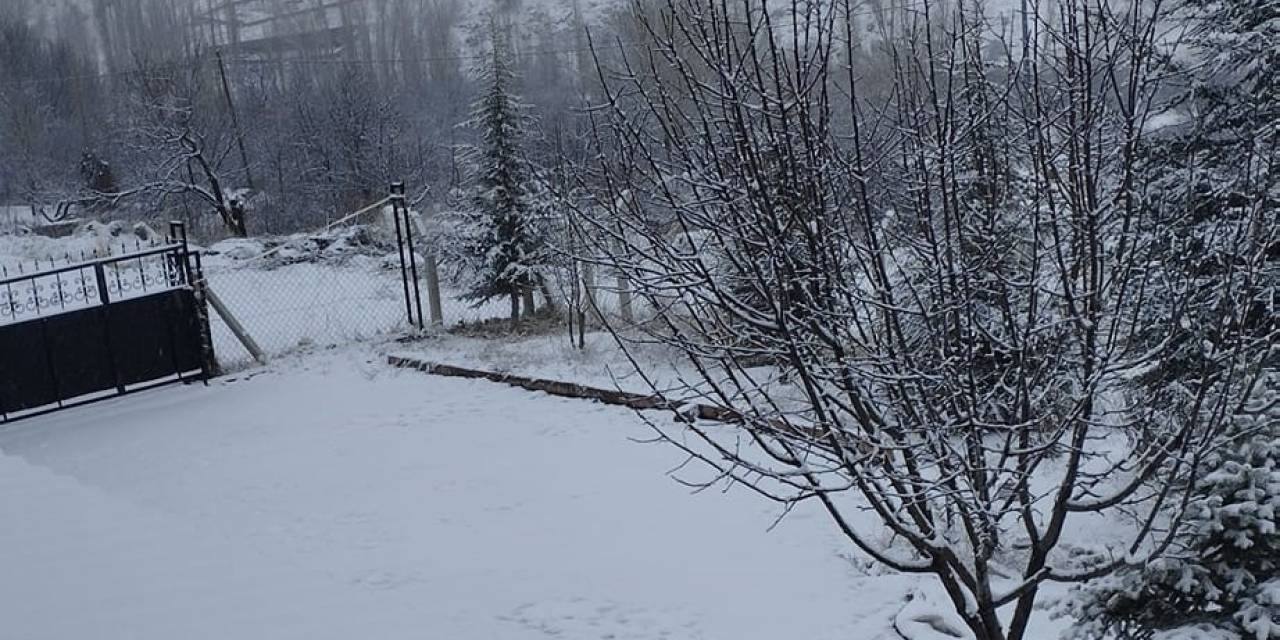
[0,347,923,640]
[0,221,1106,638]
[0,205,36,233]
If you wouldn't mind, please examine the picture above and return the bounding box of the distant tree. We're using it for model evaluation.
[289,66,412,214]
[79,151,117,195]
[455,20,545,321]
[100,54,252,237]
[0,17,97,210]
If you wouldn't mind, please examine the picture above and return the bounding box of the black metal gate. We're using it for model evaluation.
[0,222,213,424]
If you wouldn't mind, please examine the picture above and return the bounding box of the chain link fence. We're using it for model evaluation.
[2,193,634,373]
[199,196,512,370]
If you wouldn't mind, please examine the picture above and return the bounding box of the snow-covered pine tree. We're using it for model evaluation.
[456,18,544,321]
[1181,0,1278,178]
[1181,0,1279,345]
[1175,0,1276,346]
[1064,373,1279,640]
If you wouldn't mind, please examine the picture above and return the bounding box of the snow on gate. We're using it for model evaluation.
[0,224,211,423]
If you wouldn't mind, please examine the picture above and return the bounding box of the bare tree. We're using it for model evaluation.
[96,54,252,236]
[570,0,1276,638]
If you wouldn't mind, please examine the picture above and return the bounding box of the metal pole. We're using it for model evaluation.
[390,184,416,328]
[394,183,425,330]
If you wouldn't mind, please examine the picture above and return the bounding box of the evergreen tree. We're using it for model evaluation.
[457,19,544,321]
[1064,373,1279,639]
[1181,0,1278,178]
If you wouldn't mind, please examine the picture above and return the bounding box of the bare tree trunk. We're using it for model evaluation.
[615,272,632,324]
[521,286,537,319]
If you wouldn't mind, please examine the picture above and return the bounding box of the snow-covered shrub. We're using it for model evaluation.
[1064,375,1279,639]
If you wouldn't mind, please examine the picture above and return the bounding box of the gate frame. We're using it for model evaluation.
[390,182,426,331]
[0,221,214,424]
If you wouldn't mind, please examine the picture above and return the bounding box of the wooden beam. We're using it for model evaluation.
[204,284,268,365]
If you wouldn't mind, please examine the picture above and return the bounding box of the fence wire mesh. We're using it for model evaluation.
[1,195,634,373]
[199,196,510,370]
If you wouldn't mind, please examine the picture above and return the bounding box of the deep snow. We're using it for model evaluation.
[0,348,918,640]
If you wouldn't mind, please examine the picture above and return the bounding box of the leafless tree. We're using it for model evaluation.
[570,0,1276,638]
[94,54,251,236]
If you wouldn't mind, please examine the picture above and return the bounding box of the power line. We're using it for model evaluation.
[0,58,210,89]
[223,42,645,68]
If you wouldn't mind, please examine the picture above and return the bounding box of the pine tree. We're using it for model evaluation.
[1064,374,1279,639]
[1181,0,1278,174]
[1169,0,1278,345]
[457,19,544,321]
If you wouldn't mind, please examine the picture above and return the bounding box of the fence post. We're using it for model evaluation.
[582,260,600,324]
[612,206,637,325]
[180,230,228,376]
[392,183,425,330]
[419,207,444,326]
[521,286,536,319]
[390,183,417,328]
[202,285,262,369]
[616,263,634,324]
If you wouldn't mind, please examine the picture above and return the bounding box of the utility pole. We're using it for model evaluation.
[215,49,255,192]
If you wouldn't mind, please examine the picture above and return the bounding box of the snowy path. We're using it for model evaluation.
[0,349,912,640]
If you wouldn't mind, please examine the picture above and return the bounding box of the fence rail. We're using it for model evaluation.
[1,241,193,327]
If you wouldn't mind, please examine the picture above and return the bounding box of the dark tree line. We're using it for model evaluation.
[0,0,611,238]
